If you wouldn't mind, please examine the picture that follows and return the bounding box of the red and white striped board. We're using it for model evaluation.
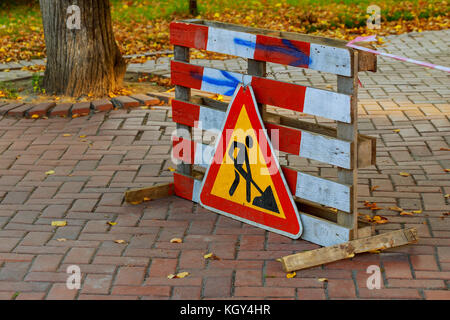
[173,172,353,247]
[170,21,352,76]
[171,61,352,123]
[172,137,351,212]
[172,99,352,169]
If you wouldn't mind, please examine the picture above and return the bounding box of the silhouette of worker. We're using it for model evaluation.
[228,136,254,202]
[228,135,279,213]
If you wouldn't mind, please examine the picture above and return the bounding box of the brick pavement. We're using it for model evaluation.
[0,29,449,300]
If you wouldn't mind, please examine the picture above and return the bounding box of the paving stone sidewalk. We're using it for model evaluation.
[0,29,449,300]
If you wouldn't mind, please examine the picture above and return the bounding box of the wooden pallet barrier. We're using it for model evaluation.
[121,20,419,257]
[124,19,419,268]
[167,19,378,246]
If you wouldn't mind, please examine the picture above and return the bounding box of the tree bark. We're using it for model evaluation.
[39,0,126,97]
[189,0,198,16]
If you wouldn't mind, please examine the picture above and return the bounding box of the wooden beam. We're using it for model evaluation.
[280,228,418,272]
[336,51,359,235]
[174,45,192,176]
[125,183,175,204]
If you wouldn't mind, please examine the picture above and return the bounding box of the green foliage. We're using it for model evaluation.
[0,81,19,99]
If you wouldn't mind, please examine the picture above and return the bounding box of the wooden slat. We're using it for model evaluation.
[171,19,377,75]
[170,20,353,76]
[174,171,354,246]
[171,60,352,123]
[280,228,418,272]
[171,98,377,169]
[125,183,174,204]
[336,51,359,236]
[174,45,193,176]
[172,137,351,212]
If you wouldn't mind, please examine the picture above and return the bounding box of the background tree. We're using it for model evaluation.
[39,0,126,97]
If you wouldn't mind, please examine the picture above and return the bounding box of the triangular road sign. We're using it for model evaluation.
[199,84,303,239]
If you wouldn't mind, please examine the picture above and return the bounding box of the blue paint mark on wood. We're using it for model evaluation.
[234,37,312,67]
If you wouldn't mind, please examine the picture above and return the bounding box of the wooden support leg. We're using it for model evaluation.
[174,45,193,176]
[280,228,418,272]
[336,51,360,239]
[125,183,175,204]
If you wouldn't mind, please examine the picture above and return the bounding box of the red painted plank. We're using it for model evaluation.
[172,136,196,164]
[171,99,304,156]
[171,99,200,128]
[254,34,311,68]
[170,60,204,90]
[171,61,307,113]
[173,172,194,201]
[170,22,208,50]
[250,76,306,113]
[265,122,301,155]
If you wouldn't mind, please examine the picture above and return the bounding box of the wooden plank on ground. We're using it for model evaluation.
[280,228,418,272]
[125,183,175,204]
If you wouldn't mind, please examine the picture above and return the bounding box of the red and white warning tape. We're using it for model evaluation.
[347,35,450,73]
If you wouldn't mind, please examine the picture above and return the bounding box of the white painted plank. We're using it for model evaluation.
[296,172,351,212]
[299,131,351,169]
[207,27,257,59]
[309,44,351,77]
[176,140,351,212]
[187,175,351,246]
[303,87,351,123]
[198,106,225,132]
[299,213,350,246]
[200,67,252,96]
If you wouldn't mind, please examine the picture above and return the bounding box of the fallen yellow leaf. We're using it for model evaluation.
[107,221,117,226]
[204,253,213,259]
[412,210,422,214]
[167,274,176,279]
[56,238,67,242]
[444,169,450,173]
[445,194,450,199]
[51,221,67,227]
[31,114,39,119]
[168,167,176,172]
[318,278,328,282]
[371,185,380,191]
[372,215,389,224]
[399,172,410,177]
[79,135,86,138]
[286,272,296,279]
[176,272,189,278]
[400,211,414,216]
[347,253,355,258]
[143,197,151,202]
[389,206,404,212]
[62,133,71,137]
[45,170,55,175]
[170,238,183,243]
[392,129,400,133]
[114,240,126,244]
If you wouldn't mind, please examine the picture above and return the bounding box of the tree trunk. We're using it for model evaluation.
[39,0,126,97]
[189,0,198,16]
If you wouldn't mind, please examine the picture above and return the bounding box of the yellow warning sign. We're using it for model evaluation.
[210,104,286,219]
[199,84,302,239]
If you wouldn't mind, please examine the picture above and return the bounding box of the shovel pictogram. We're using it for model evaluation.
[228,135,279,213]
